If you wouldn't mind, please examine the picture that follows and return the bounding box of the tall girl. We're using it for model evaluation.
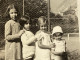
[5,4,24,60]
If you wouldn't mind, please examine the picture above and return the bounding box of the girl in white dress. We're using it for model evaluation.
[20,16,42,60]
[51,26,66,60]
[34,16,54,60]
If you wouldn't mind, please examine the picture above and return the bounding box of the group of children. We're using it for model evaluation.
[5,4,66,60]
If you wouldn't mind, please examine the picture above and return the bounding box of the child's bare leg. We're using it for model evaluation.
[23,58,33,60]
[51,59,54,60]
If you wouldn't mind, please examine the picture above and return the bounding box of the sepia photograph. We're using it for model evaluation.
[0,0,80,60]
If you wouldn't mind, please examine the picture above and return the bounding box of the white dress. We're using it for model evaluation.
[21,31,35,59]
[34,31,51,60]
[51,39,66,60]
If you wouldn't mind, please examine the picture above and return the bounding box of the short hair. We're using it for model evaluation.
[19,16,30,27]
[37,16,46,25]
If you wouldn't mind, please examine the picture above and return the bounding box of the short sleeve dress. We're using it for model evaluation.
[34,31,51,60]
[5,20,22,60]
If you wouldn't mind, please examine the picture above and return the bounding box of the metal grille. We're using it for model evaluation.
[0,22,5,50]
[50,18,78,33]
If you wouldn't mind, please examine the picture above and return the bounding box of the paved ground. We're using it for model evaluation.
[0,50,5,60]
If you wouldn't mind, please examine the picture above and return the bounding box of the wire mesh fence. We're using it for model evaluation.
[0,18,79,49]
[0,22,5,50]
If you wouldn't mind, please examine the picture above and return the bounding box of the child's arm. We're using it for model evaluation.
[24,36,37,45]
[21,33,41,45]
[52,51,64,56]
[38,40,54,49]
[5,30,24,40]
[5,22,24,41]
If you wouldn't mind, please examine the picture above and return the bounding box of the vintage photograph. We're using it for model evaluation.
[0,0,80,60]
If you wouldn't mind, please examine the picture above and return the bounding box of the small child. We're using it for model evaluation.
[34,16,54,60]
[20,16,41,60]
[51,26,66,60]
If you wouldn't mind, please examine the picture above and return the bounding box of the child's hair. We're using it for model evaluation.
[37,16,47,26]
[4,4,20,19]
[19,15,30,27]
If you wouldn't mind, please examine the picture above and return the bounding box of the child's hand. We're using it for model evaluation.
[50,43,55,48]
[18,30,25,37]
[50,44,54,48]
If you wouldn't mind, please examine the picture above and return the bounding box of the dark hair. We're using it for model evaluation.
[19,16,30,27]
[53,32,63,37]
[4,4,20,19]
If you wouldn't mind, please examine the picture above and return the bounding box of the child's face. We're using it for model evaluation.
[53,32,63,40]
[40,24,47,31]
[9,8,17,20]
[39,18,47,31]
[24,22,30,30]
